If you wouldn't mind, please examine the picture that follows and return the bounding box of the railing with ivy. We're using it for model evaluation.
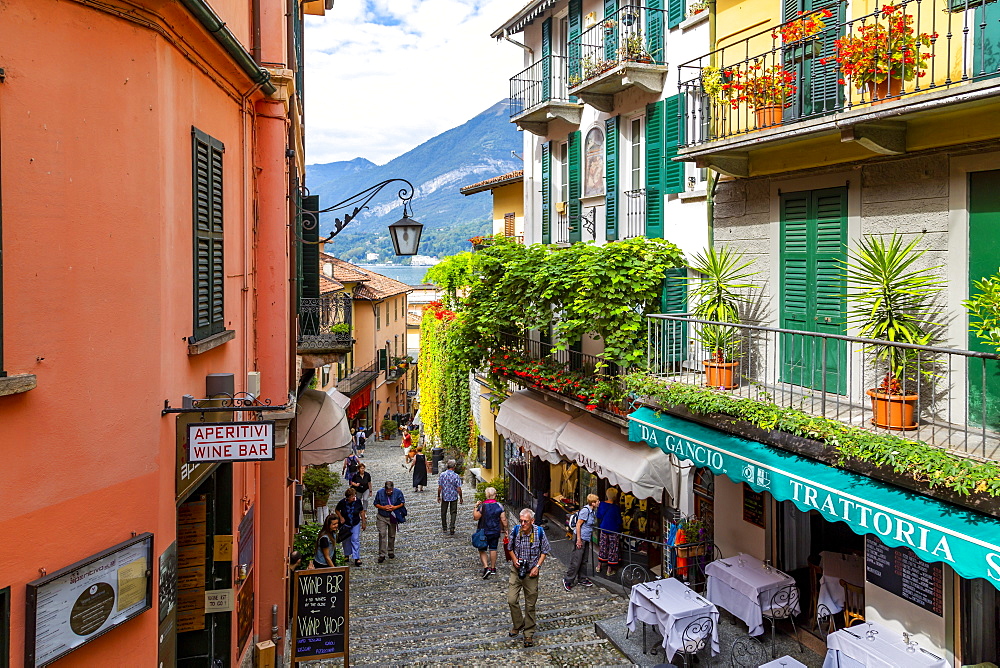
[646,314,1000,461]
[509,55,573,118]
[677,0,1000,147]
[569,5,668,87]
[298,293,352,352]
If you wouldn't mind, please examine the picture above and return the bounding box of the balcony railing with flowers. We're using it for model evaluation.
[568,5,667,87]
[677,0,999,147]
[298,293,353,354]
[509,55,573,118]
[491,332,633,417]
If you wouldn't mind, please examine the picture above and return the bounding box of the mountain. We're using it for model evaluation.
[305,100,522,263]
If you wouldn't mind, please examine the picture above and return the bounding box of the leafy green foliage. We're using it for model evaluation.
[418,303,472,455]
[302,465,338,497]
[292,522,321,569]
[683,246,759,361]
[964,268,1000,352]
[475,478,508,502]
[625,373,1000,498]
[423,252,476,306]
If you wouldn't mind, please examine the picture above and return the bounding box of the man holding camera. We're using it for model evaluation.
[506,508,550,648]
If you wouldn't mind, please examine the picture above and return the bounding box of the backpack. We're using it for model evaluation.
[565,506,592,538]
[509,525,544,548]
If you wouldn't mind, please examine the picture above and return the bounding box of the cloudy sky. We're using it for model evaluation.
[304,0,525,166]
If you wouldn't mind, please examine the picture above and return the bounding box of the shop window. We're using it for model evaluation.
[961,577,999,663]
[191,128,225,342]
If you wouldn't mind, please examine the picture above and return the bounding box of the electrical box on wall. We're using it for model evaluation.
[247,372,261,399]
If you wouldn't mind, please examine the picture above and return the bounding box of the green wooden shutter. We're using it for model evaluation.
[968,170,1000,430]
[542,18,552,101]
[192,127,225,341]
[662,94,684,194]
[667,0,684,29]
[568,0,582,90]
[301,195,320,299]
[378,348,388,371]
[645,101,664,239]
[604,0,619,61]
[659,267,688,362]
[646,0,666,62]
[783,0,843,119]
[541,142,552,244]
[568,130,582,243]
[605,116,619,241]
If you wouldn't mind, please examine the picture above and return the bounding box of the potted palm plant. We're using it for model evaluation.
[685,246,759,389]
[845,234,943,430]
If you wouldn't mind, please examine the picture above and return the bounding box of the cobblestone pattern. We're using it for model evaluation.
[303,439,629,667]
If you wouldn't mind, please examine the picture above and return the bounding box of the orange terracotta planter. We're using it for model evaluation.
[867,78,904,105]
[866,389,919,430]
[704,360,739,389]
[754,105,783,129]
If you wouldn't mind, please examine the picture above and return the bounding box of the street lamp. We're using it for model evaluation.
[298,178,424,257]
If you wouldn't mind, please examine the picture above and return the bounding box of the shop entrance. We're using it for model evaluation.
[176,465,232,667]
[961,577,1000,664]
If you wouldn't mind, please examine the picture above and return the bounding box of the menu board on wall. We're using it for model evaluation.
[865,534,943,616]
[742,483,766,528]
[176,497,207,633]
[291,567,349,663]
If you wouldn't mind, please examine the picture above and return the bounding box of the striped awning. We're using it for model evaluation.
[491,0,558,38]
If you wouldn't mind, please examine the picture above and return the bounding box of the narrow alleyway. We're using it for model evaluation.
[328,437,629,667]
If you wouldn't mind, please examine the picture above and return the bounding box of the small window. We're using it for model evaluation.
[191,127,225,341]
[504,212,516,236]
[375,304,381,330]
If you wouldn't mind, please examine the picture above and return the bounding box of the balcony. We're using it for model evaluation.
[297,294,353,365]
[621,188,646,240]
[676,0,1000,176]
[336,360,379,397]
[568,5,669,112]
[509,55,583,136]
[645,315,1000,463]
[385,358,412,383]
[490,332,632,423]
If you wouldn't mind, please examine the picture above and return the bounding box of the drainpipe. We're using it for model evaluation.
[705,0,718,248]
[502,30,534,58]
[178,0,277,96]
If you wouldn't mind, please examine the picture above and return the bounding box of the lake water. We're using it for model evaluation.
[357,264,435,286]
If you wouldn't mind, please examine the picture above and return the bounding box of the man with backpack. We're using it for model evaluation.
[563,494,599,591]
[506,508,550,648]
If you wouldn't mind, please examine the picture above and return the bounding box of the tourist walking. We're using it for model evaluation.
[596,488,623,576]
[563,494,599,590]
[356,427,367,458]
[349,462,373,512]
[506,508,550,647]
[336,488,367,567]
[472,487,508,578]
[313,513,342,568]
[342,451,360,483]
[409,445,428,492]
[437,459,463,535]
[373,480,406,563]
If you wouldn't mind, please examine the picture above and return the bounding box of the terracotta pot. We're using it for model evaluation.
[704,360,739,389]
[753,105,783,129]
[866,388,919,430]
[313,493,330,508]
[867,78,904,105]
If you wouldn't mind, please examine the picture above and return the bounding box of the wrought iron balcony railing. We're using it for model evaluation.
[622,189,646,240]
[677,0,1000,147]
[553,210,571,244]
[646,314,1000,461]
[336,360,379,396]
[298,294,352,354]
[509,55,572,118]
[569,5,668,87]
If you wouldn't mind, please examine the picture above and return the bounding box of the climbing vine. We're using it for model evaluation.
[418,302,472,455]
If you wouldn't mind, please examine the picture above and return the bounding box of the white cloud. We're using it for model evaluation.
[304,0,524,166]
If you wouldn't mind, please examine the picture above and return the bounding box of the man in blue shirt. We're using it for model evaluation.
[563,493,599,590]
[373,480,406,563]
[437,459,463,535]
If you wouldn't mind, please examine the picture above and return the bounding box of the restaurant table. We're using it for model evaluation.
[760,657,807,668]
[626,578,721,662]
[822,621,949,668]
[818,551,864,616]
[705,553,799,636]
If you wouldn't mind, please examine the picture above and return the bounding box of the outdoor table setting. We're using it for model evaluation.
[626,577,721,662]
[822,620,949,668]
[760,656,808,668]
[818,550,864,615]
[704,552,799,636]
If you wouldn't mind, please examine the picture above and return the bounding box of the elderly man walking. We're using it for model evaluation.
[373,480,405,563]
[437,459,463,535]
[507,508,550,648]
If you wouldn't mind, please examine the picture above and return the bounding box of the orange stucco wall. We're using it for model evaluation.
[0,0,294,665]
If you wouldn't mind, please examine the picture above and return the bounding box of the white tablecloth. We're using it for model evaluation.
[818,551,864,616]
[705,553,798,636]
[821,622,949,668]
[761,657,807,668]
[625,578,720,661]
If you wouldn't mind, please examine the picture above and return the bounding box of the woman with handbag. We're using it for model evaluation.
[335,487,366,567]
[409,445,427,492]
[472,487,508,579]
[596,488,623,576]
[313,514,343,568]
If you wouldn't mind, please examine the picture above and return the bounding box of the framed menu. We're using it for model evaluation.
[865,534,943,616]
[742,483,766,528]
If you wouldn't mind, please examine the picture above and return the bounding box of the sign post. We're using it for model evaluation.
[291,567,349,665]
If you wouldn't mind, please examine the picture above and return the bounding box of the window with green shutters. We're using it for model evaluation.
[568,130,582,243]
[541,142,552,244]
[568,0,582,93]
[542,18,552,101]
[658,267,688,364]
[779,187,847,393]
[644,101,664,239]
[646,0,666,61]
[968,170,1000,431]
[605,116,619,241]
[604,0,619,61]
[662,94,685,194]
[666,0,684,29]
[782,0,843,119]
[192,127,225,342]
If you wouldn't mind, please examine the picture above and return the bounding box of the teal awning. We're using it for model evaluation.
[629,407,1000,589]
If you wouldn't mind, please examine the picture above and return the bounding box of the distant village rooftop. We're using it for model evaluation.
[460,170,524,196]
[321,253,411,300]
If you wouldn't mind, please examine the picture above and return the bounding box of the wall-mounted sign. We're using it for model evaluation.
[25,533,154,667]
[205,589,234,613]
[291,567,349,664]
[742,483,766,529]
[866,534,944,616]
[187,421,276,463]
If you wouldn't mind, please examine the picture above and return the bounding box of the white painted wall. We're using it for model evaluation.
[713,476,766,561]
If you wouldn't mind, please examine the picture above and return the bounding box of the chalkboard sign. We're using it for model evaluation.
[742,483,766,528]
[291,567,349,664]
[865,534,943,616]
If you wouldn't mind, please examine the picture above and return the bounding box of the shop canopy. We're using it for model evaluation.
[629,407,1000,589]
[296,388,353,466]
[557,413,678,503]
[495,390,573,465]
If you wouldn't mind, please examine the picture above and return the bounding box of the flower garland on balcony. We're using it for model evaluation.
[721,63,797,110]
[488,349,627,412]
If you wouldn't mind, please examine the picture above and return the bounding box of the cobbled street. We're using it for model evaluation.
[310,437,629,667]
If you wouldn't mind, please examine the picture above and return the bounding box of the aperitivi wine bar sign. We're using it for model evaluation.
[187,421,276,462]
